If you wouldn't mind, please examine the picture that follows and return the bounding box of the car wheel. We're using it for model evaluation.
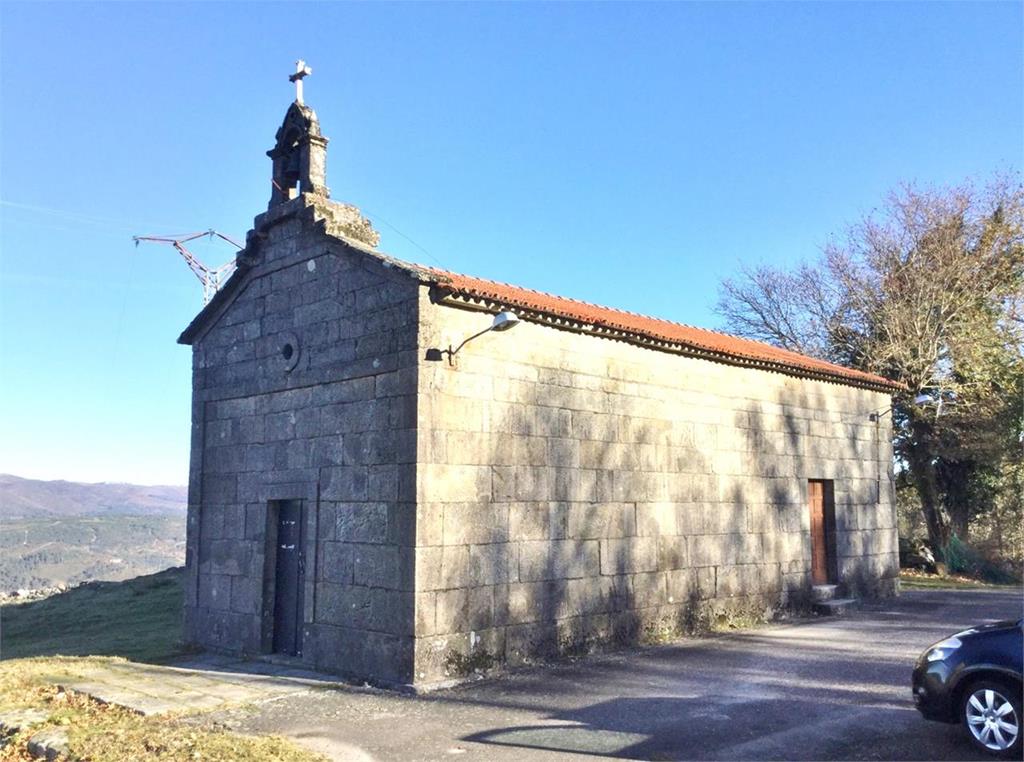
[961,680,1022,758]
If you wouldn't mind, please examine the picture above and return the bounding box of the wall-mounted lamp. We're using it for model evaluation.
[868,391,957,422]
[914,390,956,418]
[440,311,520,366]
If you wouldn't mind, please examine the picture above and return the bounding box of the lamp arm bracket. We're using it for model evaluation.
[446,326,493,361]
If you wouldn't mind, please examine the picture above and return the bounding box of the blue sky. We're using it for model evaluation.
[1,2,1020,485]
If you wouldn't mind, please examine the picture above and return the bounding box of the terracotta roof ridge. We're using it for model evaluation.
[420,265,900,392]
[423,268,729,333]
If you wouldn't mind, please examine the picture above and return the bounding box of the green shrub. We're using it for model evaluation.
[943,536,1020,584]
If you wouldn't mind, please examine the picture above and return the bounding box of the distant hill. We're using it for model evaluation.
[0,475,187,593]
[0,474,187,519]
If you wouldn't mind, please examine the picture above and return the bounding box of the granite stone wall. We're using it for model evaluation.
[412,291,897,683]
[183,197,419,683]
[184,196,897,688]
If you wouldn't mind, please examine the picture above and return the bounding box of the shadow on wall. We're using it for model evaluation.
[438,360,898,674]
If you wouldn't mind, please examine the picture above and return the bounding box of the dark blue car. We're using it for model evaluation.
[912,619,1023,758]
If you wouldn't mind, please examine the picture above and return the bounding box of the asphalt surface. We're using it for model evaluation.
[207,588,1023,761]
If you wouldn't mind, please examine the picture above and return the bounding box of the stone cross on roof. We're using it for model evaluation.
[289,60,312,105]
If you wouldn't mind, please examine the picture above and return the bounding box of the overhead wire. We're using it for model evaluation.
[361,206,448,270]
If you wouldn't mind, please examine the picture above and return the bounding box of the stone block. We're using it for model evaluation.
[505,621,559,665]
[566,503,635,539]
[469,543,514,586]
[440,544,472,590]
[360,630,414,684]
[324,376,376,403]
[353,545,399,589]
[316,582,365,626]
[264,411,297,441]
[716,564,762,598]
[199,504,226,541]
[209,397,256,420]
[198,573,232,611]
[599,537,658,575]
[509,502,560,541]
[423,464,492,503]
[244,443,283,472]
[441,503,508,545]
[636,502,676,537]
[435,588,469,634]
[690,533,748,567]
[703,502,746,535]
[519,540,600,581]
[511,466,555,502]
[322,541,356,585]
[335,503,388,544]
[657,535,688,570]
[320,401,377,436]
[202,475,237,504]
[206,539,254,577]
[631,571,667,607]
[415,546,443,591]
[416,503,444,546]
[666,567,713,602]
[546,438,580,468]
[321,466,369,502]
[553,468,597,502]
[415,591,437,635]
[490,466,516,500]
[244,504,266,540]
[534,407,572,438]
[230,574,262,615]
[467,585,495,630]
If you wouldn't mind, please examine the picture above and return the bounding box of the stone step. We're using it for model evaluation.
[813,598,859,616]
[811,584,839,602]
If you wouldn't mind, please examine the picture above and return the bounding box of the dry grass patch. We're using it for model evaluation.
[899,569,1022,590]
[0,657,322,761]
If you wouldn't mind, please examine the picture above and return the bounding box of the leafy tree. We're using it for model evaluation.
[717,177,1024,565]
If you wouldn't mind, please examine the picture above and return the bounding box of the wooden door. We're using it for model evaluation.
[808,480,828,585]
[272,500,304,656]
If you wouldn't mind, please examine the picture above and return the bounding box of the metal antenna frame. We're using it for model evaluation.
[133,229,244,305]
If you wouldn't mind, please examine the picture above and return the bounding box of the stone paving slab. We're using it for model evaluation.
[54,655,344,716]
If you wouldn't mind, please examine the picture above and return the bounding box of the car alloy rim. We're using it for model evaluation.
[965,688,1019,751]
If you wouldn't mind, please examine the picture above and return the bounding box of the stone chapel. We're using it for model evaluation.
[179,69,901,687]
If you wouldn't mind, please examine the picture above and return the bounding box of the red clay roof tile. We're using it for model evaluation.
[426,268,900,392]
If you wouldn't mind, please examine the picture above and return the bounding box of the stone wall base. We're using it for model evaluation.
[410,581,895,687]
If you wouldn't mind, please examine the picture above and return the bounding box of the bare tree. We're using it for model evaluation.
[717,177,1024,564]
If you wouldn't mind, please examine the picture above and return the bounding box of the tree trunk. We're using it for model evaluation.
[940,461,971,543]
[948,498,970,543]
[909,419,949,567]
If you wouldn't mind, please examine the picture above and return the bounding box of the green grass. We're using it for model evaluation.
[899,570,1023,591]
[1,567,187,663]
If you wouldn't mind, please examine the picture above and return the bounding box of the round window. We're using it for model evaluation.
[279,332,300,372]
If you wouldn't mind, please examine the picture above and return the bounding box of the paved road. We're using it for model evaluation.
[208,588,1022,761]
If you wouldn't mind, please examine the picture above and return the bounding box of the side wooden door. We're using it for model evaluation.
[808,480,829,585]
